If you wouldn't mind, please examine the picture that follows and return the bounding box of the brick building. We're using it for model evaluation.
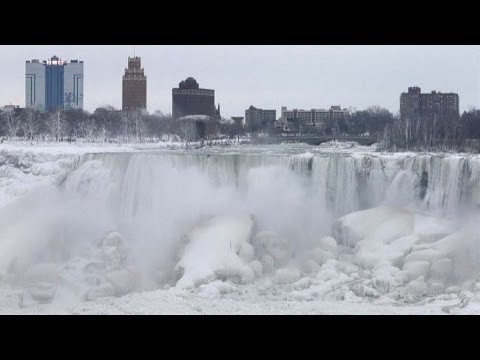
[280,106,349,132]
[245,106,276,129]
[400,87,459,121]
[122,57,147,111]
[172,77,220,120]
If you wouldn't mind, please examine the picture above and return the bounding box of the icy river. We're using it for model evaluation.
[0,141,480,314]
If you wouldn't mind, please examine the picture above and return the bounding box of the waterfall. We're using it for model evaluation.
[63,151,480,220]
[2,148,480,307]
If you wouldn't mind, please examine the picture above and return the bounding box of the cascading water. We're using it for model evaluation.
[67,151,480,218]
[1,147,480,309]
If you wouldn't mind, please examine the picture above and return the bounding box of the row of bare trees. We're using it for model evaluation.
[0,105,398,143]
[0,108,173,142]
[380,111,479,152]
[0,107,245,143]
[2,106,477,150]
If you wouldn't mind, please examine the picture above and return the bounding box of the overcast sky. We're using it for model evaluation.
[1,45,479,117]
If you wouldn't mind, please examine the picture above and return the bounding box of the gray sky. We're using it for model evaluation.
[1,45,480,117]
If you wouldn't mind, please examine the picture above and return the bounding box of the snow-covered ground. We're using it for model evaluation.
[0,139,195,155]
[1,141,480,315]
[2,285,479,315]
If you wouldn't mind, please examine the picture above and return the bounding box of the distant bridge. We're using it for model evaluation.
[251,135,377,146]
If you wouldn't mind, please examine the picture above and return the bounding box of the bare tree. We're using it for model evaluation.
[177,119,198,141]
[45,110,66,141]
[21,109,40,141]
[119,110,146,142]
[130,111,146,141]
[120,111,131,142]
[79,117,97,141]
[3,111,21,139]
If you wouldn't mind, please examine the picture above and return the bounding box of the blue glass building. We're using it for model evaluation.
[26,56,83,112]
[45,57,65,111]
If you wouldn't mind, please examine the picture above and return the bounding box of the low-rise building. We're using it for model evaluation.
[275,116,294,132]
[245,106,276,129]
[2,105,21,113]
[280,106,349,132]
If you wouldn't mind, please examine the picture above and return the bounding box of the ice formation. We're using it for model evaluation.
[1,143,480,314]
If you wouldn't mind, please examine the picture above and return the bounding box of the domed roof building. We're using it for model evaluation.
[172,77,220,121]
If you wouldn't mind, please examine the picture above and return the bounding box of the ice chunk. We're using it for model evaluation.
[355,235,419,269]
[314,236,337,254]
[23,263,59,303]
[332,207,413,247]
[430,258,453,280]
[403,276,429,301]
[429,282,446,296]
[175,214,255,288]
[105,267,140,296]
[102,232,128,270]
[239,242,255,263]
[261,255,274,274]
[311,248,335,265]
[240,267,255,284]
[85,283,115,301]
[402,261,430,282]
[248,260,263,277]
[446,286,461,294]
[414,214,456,243]
[274,267,301,284]
[404,249,441,264]
[253,230,291,266]
[302,259,321,273]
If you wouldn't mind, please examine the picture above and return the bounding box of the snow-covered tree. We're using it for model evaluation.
[21,108,40,141]
[45,110,66,141]
[79,117,97,141]
[2,110,21,139]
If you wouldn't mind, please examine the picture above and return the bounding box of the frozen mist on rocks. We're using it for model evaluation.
[1,142,480,314]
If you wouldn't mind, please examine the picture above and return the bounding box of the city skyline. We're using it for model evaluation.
[2,45,480,117]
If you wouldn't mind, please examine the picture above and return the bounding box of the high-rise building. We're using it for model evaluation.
[25,56,83,112]
[400,87,459,121]
[122,56,147,111]
[245,106,276,128]
[64,60,84,110]
[172,77,220,120]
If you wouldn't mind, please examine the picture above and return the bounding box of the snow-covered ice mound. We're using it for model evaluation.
[332,206,414,248]
[0,149,80,208]
[329,205,480,301]
[175,214,257,288]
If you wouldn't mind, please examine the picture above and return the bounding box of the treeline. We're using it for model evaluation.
[0,107,245,142]
[380,109,480,152]
[1,106,479,151]
[336,106,396,136]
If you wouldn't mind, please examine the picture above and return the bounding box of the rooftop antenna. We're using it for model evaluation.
[134,45,136,58]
